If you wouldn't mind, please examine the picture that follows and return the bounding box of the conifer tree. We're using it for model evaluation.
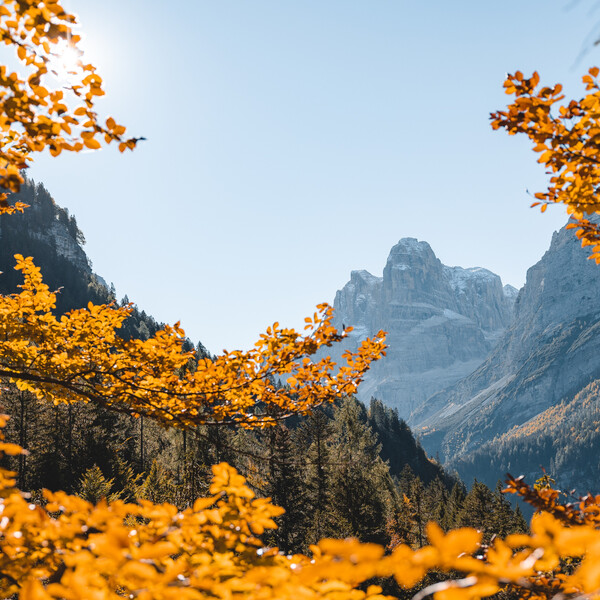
[491,481,525,537]
[386,492,418,550]
[264,424,307,553]
[140,460,177,504]
[426,477,450,529]
[329,398,393,545]
[442,481,467,531]
[457,481,498,542]
[77,465,117,504]
[109,453,143,503]
[297,407,336,545]
[408,476,427,547]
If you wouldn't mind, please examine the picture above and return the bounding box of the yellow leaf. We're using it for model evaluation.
[83,137,101,150]
[0,442,26,455]
[20,579,52,600]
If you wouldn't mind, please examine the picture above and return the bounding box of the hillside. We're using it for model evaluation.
[0,177,179,343]
[412,222,600,491]
[0,176,108,312]
[451,378,600,492]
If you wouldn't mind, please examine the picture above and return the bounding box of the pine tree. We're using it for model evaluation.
[264,424,307,553]
[296,408,335,545]
[457,480,496,541]
[386,492,417,550]
[426,477,450,530]
[77,465,117,504]
[408,476,427,548]
[442,481,467,531]
[140,460,177,504]
[491,481,521,537]
[109,453,143,503]
[329,398,393,545]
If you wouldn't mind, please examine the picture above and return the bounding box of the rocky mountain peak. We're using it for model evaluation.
[327,238,514,418]
[349,269,381,286]
[503,284,518,300]
[386,238,439,267]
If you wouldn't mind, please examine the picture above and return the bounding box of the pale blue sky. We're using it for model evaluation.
[21,0,598,351]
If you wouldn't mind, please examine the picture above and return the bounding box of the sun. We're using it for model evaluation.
[48,39,83,81]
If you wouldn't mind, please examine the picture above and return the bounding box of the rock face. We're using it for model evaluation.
[30,219,91,274]
[0,179,91,274]
[0,177,111,314]
[415,222,600,478]
[328,238,514,418]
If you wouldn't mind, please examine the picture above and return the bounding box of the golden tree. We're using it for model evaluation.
[0,0,141,212]
[0,255,386,429]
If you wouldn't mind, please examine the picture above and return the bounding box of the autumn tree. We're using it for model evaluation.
[77,464,117,504]
[0,0,141,207]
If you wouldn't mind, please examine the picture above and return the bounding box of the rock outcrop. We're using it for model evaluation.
[415,221,600,480]
[0,178,90,274]
[30,219,91,274]
[0,177,109,313]
[328,238,514,418]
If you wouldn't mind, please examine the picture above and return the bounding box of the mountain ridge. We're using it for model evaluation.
[328,222,600,492]
[409,221,600,492]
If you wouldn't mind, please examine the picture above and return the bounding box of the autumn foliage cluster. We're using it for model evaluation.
[491,67,600,262]
[0,254,385,429]
[3,1,600,599]
[0,0,139,209]
[3,427,600,600]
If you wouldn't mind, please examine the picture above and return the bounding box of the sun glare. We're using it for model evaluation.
[48,39,83,81]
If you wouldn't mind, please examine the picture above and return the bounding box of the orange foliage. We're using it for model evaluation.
[0,254,386,428]
[2,424,600,600]
[0,0,140,212]
[491,68,600,262]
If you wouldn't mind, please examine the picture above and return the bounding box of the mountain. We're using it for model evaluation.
[0,176,183,344]
[0,177,108,313]
[414,222,600,492]
[328,238,515,419]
